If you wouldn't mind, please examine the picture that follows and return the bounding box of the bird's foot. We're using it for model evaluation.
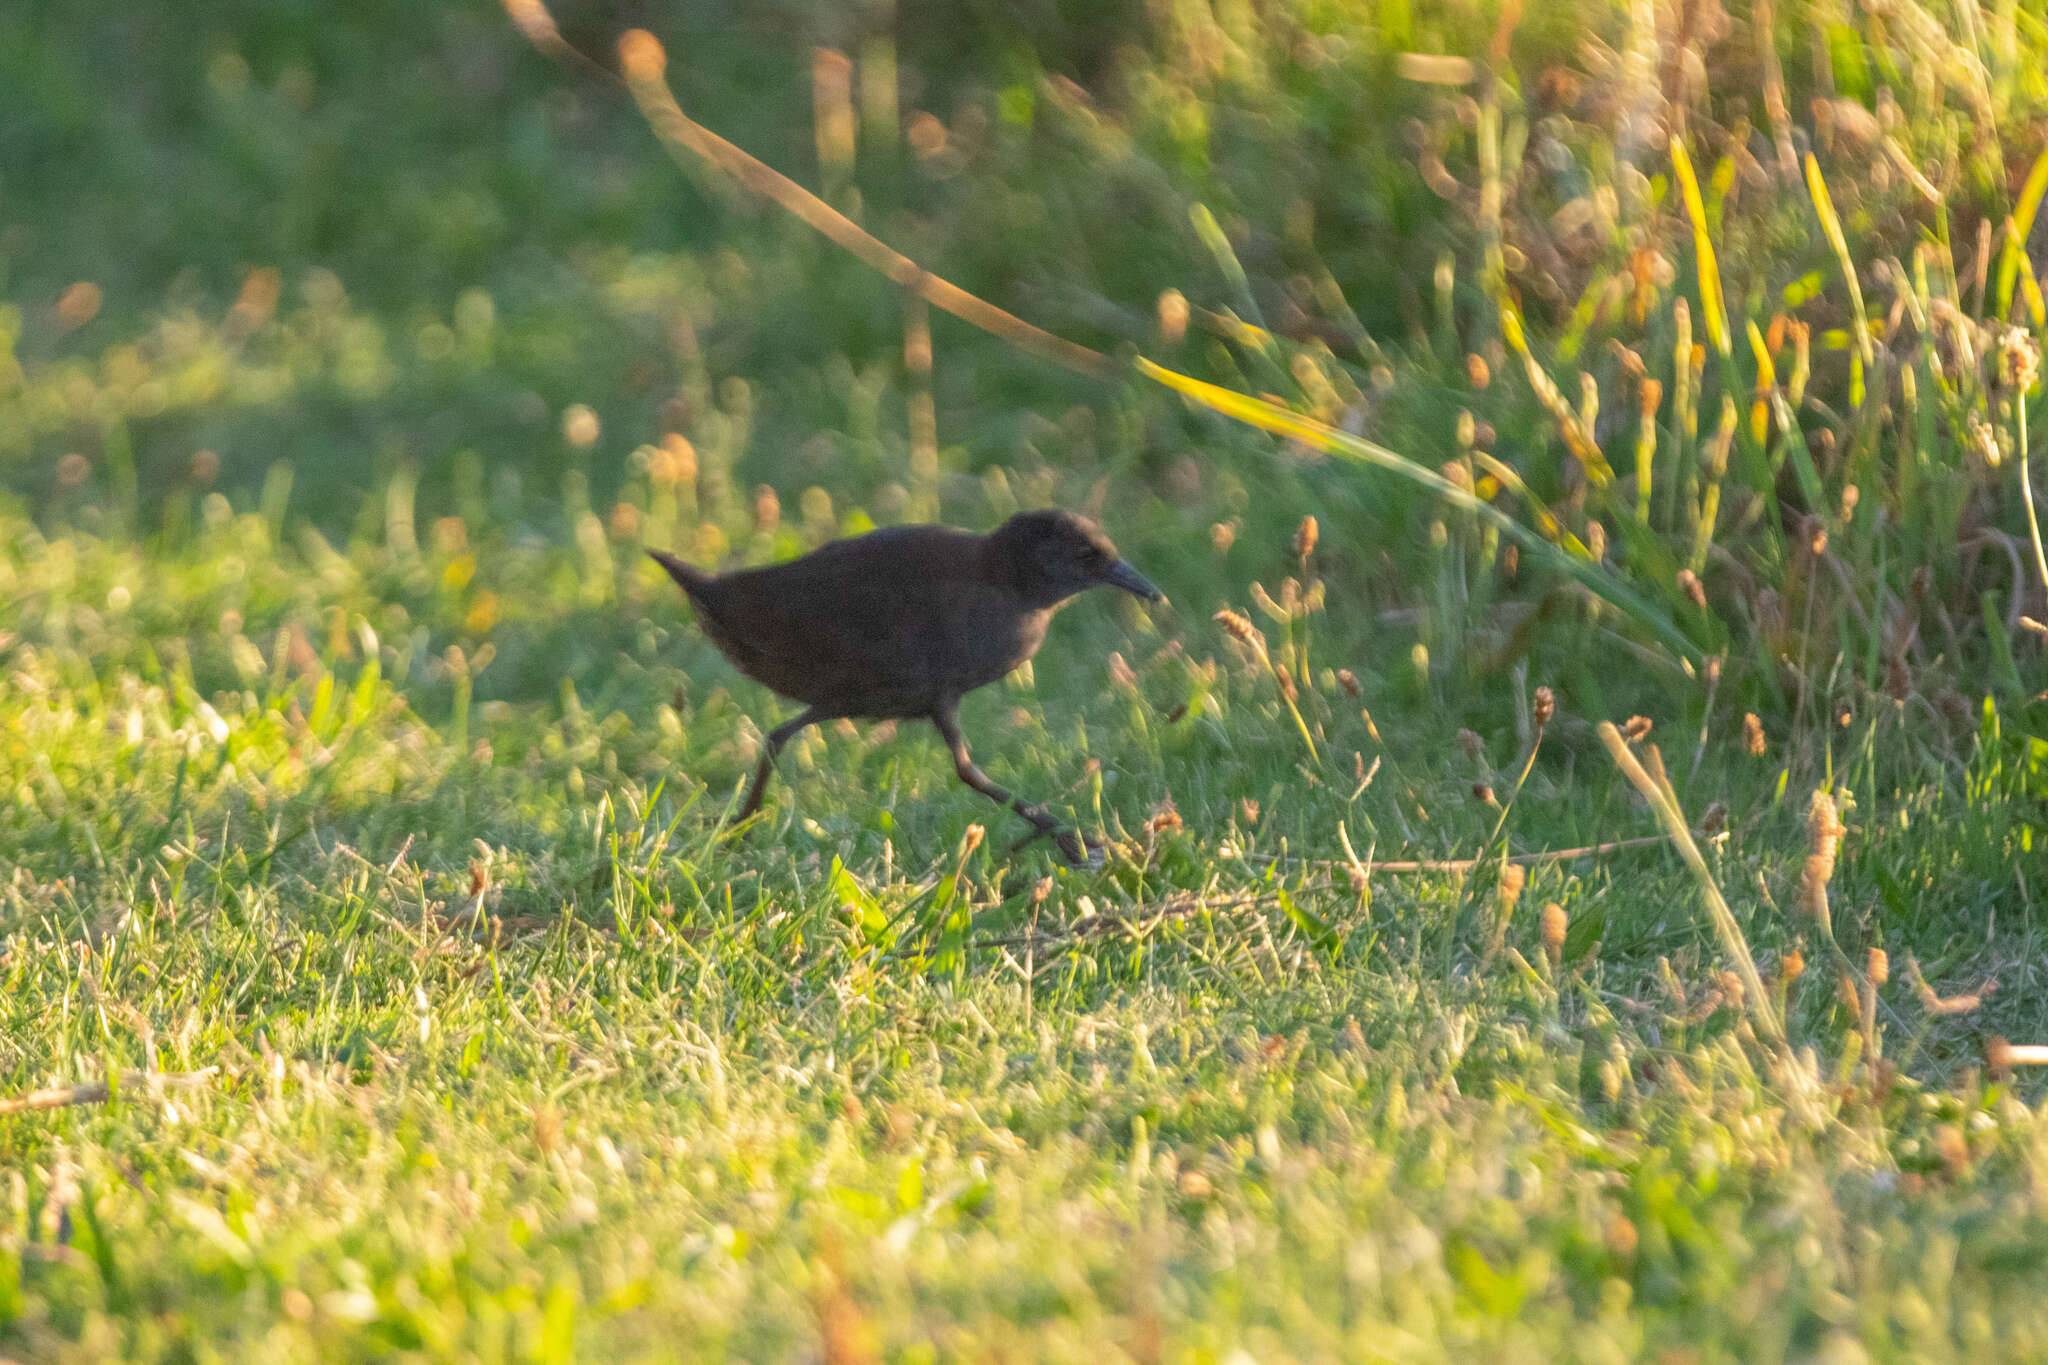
[1010,822,1106,870]
[1054,829,1108,870]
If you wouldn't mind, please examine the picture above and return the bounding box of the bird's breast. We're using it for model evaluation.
[948,606,1051,693]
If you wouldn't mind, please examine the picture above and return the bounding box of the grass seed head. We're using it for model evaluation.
[1807,790,1845,862]
[1970,414,2002,467]
[1214,608,1260,648]
[1997,325,2041,392]
[1293,515,1319,560]
[1337,668,1362,697]
[1533,685,1555,727]
[1622,715,1653,743]
[1718,970,1743,1007]
[1157,288,1190,345]
[751,484,781,535]
[1540,901,1567,964]
[1677,568,1708,610]
[1935,1123,1971,1179]
[1742,712,1767,756]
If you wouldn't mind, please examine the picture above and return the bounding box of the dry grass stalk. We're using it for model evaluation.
[1595,724,1784,1052]
[0,1068,219,1117]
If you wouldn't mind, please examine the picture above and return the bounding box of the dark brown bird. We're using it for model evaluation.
[650,509,1162,863]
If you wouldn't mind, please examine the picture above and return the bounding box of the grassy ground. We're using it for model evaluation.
[6,1,2048,1361]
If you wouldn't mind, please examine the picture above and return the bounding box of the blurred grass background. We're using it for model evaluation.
[6,0,2048,1359]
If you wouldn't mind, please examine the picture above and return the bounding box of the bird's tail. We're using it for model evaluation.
[647,548,710,598]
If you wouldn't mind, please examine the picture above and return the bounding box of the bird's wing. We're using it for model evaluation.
[693,531,992,714]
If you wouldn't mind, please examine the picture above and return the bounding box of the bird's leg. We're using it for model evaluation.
[932,708,1098,867]
[731,707,824,826]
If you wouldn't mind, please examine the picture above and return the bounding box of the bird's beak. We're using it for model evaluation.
[1102,559,1164,603]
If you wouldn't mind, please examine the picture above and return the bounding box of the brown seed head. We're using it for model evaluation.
[1500,542,1519,580]
[654,433,697,486]
[1210,520,1238,554]
[1214,609,1259,645]
[1540,902,1567,964]
[1337,668,1362,698]
[1587,521,1607,561]
[1622,715,1653,743]
[1742,712,1767,757]
[1839,484,1860,521]
[562,403,601,448]
[1697,800,1727,837]
[1465,353,1491,388]
[751,484,781,535]
[1807,790,1845,861]
[961,824,986,855]
[1472,783,1499,806]
[1970,414,2002,468]
[1805,516,1828,558]
[1496,863,1526,912]
[1293,515,1319,560]
[1997,325,2041,392]
[1157,288,1190,345]
[1934,1123,1970,1179]
[1867,947,1889,987]
[1274,662,1298,703]
[1533,685,1555,728]
[1638,377,1663,417]
[1781,946,1805,985]
[1676,568,1708,610]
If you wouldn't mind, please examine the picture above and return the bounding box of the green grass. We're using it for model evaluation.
[6,0,2048,1359]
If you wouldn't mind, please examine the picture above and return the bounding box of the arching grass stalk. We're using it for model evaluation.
[2018,386,2047,600]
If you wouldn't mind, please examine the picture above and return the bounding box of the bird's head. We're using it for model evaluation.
[990,509,1163,609]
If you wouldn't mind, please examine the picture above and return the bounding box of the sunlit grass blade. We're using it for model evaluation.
[1998,147,2048,323]
[1137,356,1699,662]
[1670,137,1731,357]
[1804,152,1876,367]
